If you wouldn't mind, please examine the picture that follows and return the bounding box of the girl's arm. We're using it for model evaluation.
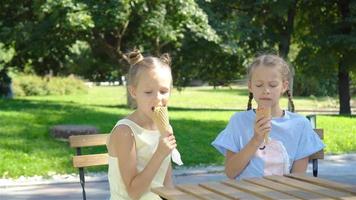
[291,157,309,173]
[225,138,260,179]
[225,116,271,179]
[108,125,176,200]
[163,163,174,188]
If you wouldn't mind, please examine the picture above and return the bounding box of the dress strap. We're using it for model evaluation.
[112,118,142,136]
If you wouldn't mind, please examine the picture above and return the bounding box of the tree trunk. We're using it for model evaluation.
[338,60,351,114]
[337,0,351,114]
[0,69,13,99]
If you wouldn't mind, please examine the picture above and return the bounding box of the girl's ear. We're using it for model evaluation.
[282,80,289,93]
[128,86,137,99]
[248,80,253,93]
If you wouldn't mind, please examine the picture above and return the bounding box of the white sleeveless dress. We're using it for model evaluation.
[106,119,171,200]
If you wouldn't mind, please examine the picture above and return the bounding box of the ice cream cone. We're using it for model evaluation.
[256,106,271,144]
[152,106,183,165]
[152,106,171,136]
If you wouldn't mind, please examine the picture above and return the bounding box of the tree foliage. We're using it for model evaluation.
[0,0,219,81]
[294,0,356,114]
[0,0,355,113]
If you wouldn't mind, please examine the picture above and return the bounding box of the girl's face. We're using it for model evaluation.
[129,66,172,119]
[248,65,289,108]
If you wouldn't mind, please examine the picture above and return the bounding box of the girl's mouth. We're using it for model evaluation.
[260,98,271,101]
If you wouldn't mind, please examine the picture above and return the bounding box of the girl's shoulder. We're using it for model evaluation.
[285,111,309,122]
[109,120,135,140]
[114,118,142,132]
[231,109,254,119]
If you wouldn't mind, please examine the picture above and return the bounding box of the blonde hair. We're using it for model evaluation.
[246,54,294,112]
[247,54,291,81]
[125,49,172,87]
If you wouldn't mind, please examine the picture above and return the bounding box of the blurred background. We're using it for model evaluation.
[0,0,355,179]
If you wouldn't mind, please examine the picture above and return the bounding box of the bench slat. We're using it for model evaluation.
[199,182,263,200]
[223,179,299,199]
[73,153,108,168]
[69,134,109,148]
[151,187,199,200]
[245,177,332,199]
[286,173,356,195]
[176,184,231,200]
[265,175,352,199]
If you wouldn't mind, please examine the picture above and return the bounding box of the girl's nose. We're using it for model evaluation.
[263,87,270,94]
[154,92,164,103]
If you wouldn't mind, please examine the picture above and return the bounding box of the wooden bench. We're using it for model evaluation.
[69,134,109,200]
[68,129,324,200]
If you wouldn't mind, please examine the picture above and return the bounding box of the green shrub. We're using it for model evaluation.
[12,74,88,96]
[294,74,338,97]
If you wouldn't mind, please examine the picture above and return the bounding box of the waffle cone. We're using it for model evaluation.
[153,106,171,135]
[153,106,184,165]
[256,106,271,144]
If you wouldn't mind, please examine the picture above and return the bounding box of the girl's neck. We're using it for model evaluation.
[128,110,157,130]
[270,104,284,118]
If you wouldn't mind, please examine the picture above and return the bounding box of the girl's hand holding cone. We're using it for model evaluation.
[156,133,177,158]
[255,106,272,149]
[152,106,183,165]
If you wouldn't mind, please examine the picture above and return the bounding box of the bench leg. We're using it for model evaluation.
[312,159,318,177]
[79,167,86,200]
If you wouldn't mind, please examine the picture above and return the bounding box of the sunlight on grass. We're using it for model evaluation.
[0,86,355,178]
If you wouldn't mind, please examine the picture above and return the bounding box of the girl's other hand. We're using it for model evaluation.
[253,115,271,145]
[156,134,176,158]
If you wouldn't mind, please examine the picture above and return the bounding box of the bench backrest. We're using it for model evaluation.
[309,129,324,160]
[69,134,109,168]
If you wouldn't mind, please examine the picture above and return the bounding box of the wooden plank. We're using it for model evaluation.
[245,177,332,200]
[309,129,324,160]
[72,153,108,168]
[286,174,356,195]
[265,175,354,199]
[151,187,199,200]
[223,179,299,199]
[177,184,231,200]
[69,134,108,148]
[199,181,263,200]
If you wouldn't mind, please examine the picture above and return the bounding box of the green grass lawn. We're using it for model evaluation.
[0,86,355,178]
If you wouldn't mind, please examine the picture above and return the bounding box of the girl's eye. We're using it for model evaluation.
[160,90,169,95]
[256,85,262,87]
[145,91,152,94]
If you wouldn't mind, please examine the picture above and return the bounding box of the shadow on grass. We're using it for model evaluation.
[0,98,228,177]
[319,114,356,117]
[0,98,127,177]
[91,104,244,112]
[193,87,249,96]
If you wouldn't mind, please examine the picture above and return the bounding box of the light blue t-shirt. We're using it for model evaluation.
[211,109,325,179]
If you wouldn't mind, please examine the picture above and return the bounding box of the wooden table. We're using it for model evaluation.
[152,174,356,200]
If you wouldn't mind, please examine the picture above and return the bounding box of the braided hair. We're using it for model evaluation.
[247,92,253,110]
[246,54,294,112]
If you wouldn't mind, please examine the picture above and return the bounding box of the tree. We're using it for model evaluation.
[0,0,220,104]
[207,0,299,110]
[295,0,356,114]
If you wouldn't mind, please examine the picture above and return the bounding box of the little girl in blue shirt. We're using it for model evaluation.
[212,54,324,179]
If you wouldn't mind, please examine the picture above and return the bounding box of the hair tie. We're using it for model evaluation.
[159,53,171,66]
[125,49,144,66]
